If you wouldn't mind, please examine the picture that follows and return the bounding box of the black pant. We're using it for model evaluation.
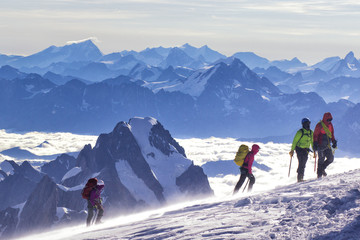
[295,147,308,181]
[86,200,104,226]
[317,148,334,177]
[233,168,255,194]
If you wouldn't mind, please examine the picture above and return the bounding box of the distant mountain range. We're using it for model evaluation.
[0,40,360,154]
[1,40,360,103]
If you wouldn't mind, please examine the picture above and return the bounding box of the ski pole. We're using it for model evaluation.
[242,179,250,193]
[314,153,317,172]
[288,156,293,177]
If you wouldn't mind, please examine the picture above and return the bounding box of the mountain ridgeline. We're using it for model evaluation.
[0,117,213,239]
[0,40,360,154]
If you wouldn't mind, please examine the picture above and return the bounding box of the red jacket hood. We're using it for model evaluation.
[322,112,333,126]
[252,144,260,154]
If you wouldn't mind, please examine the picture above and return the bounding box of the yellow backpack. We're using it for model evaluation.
[234,144,250,166]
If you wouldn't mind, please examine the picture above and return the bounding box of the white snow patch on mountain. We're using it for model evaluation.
[57,184,84,192]
[129,117,192,197]
[115,160,159,205]
[262,95,270,101]
[56,207,70,221]
[347,63,357,71]
[61,167,82,181]
[159,65,219,97]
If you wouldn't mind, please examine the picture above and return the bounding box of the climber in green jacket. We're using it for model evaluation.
[289,118,316,182]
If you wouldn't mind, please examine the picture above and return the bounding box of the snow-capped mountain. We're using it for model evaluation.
[329,51,360,77]
[0,57,356,142]
[61,117,212,206]
[161,58,280,98]
[10,40,103,69]
[0,118,213,238]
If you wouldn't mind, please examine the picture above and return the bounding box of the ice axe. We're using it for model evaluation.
[242,179,250,193]
[288,156,293,177]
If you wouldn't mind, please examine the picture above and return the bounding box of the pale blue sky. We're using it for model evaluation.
[2,0,360,64]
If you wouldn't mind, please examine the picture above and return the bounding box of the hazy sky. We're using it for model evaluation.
[2,0,360,64]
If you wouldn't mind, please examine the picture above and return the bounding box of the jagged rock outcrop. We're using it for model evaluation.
[148,121,186,157]
[59,117,212,215]
[41,154,76,183]
[0,161,43,211]
[176,163,214,196]
[18,175,58,234]
[96,121,165,202]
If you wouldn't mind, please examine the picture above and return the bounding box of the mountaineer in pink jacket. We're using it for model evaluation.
[84,178,105,226]
[233,144,260,194]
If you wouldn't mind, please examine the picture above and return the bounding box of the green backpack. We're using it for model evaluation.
[234,144,250,166]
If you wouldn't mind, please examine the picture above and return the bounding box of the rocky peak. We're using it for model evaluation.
[149,121,186,157]
[1,160,43,182]
[41,154,76,183]
[176,163,213,196]
[344,51,356,62]
[75,144,96,172]
[93,118,165,202]
[18,175,58,234]
[18,161,44,182]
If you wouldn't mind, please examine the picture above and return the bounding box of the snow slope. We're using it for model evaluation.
[1,131,360,239]
[16,169,360,240]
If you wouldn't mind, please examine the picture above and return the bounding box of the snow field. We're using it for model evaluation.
[17,169,360,240]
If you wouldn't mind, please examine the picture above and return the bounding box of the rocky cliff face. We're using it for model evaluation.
[59,117,212,215]
[0,161,43,211]
[41,154,76,183]
[18,175,58,235]
[176,163,214,196]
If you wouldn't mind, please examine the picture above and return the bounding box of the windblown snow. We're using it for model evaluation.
[17,169,360,240]
[1,131,360,240]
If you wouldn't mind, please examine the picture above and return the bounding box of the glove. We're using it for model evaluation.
[313,142,318,151]
[332,140,337,149]
[248,173,254,179]
[289,150,294,157]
